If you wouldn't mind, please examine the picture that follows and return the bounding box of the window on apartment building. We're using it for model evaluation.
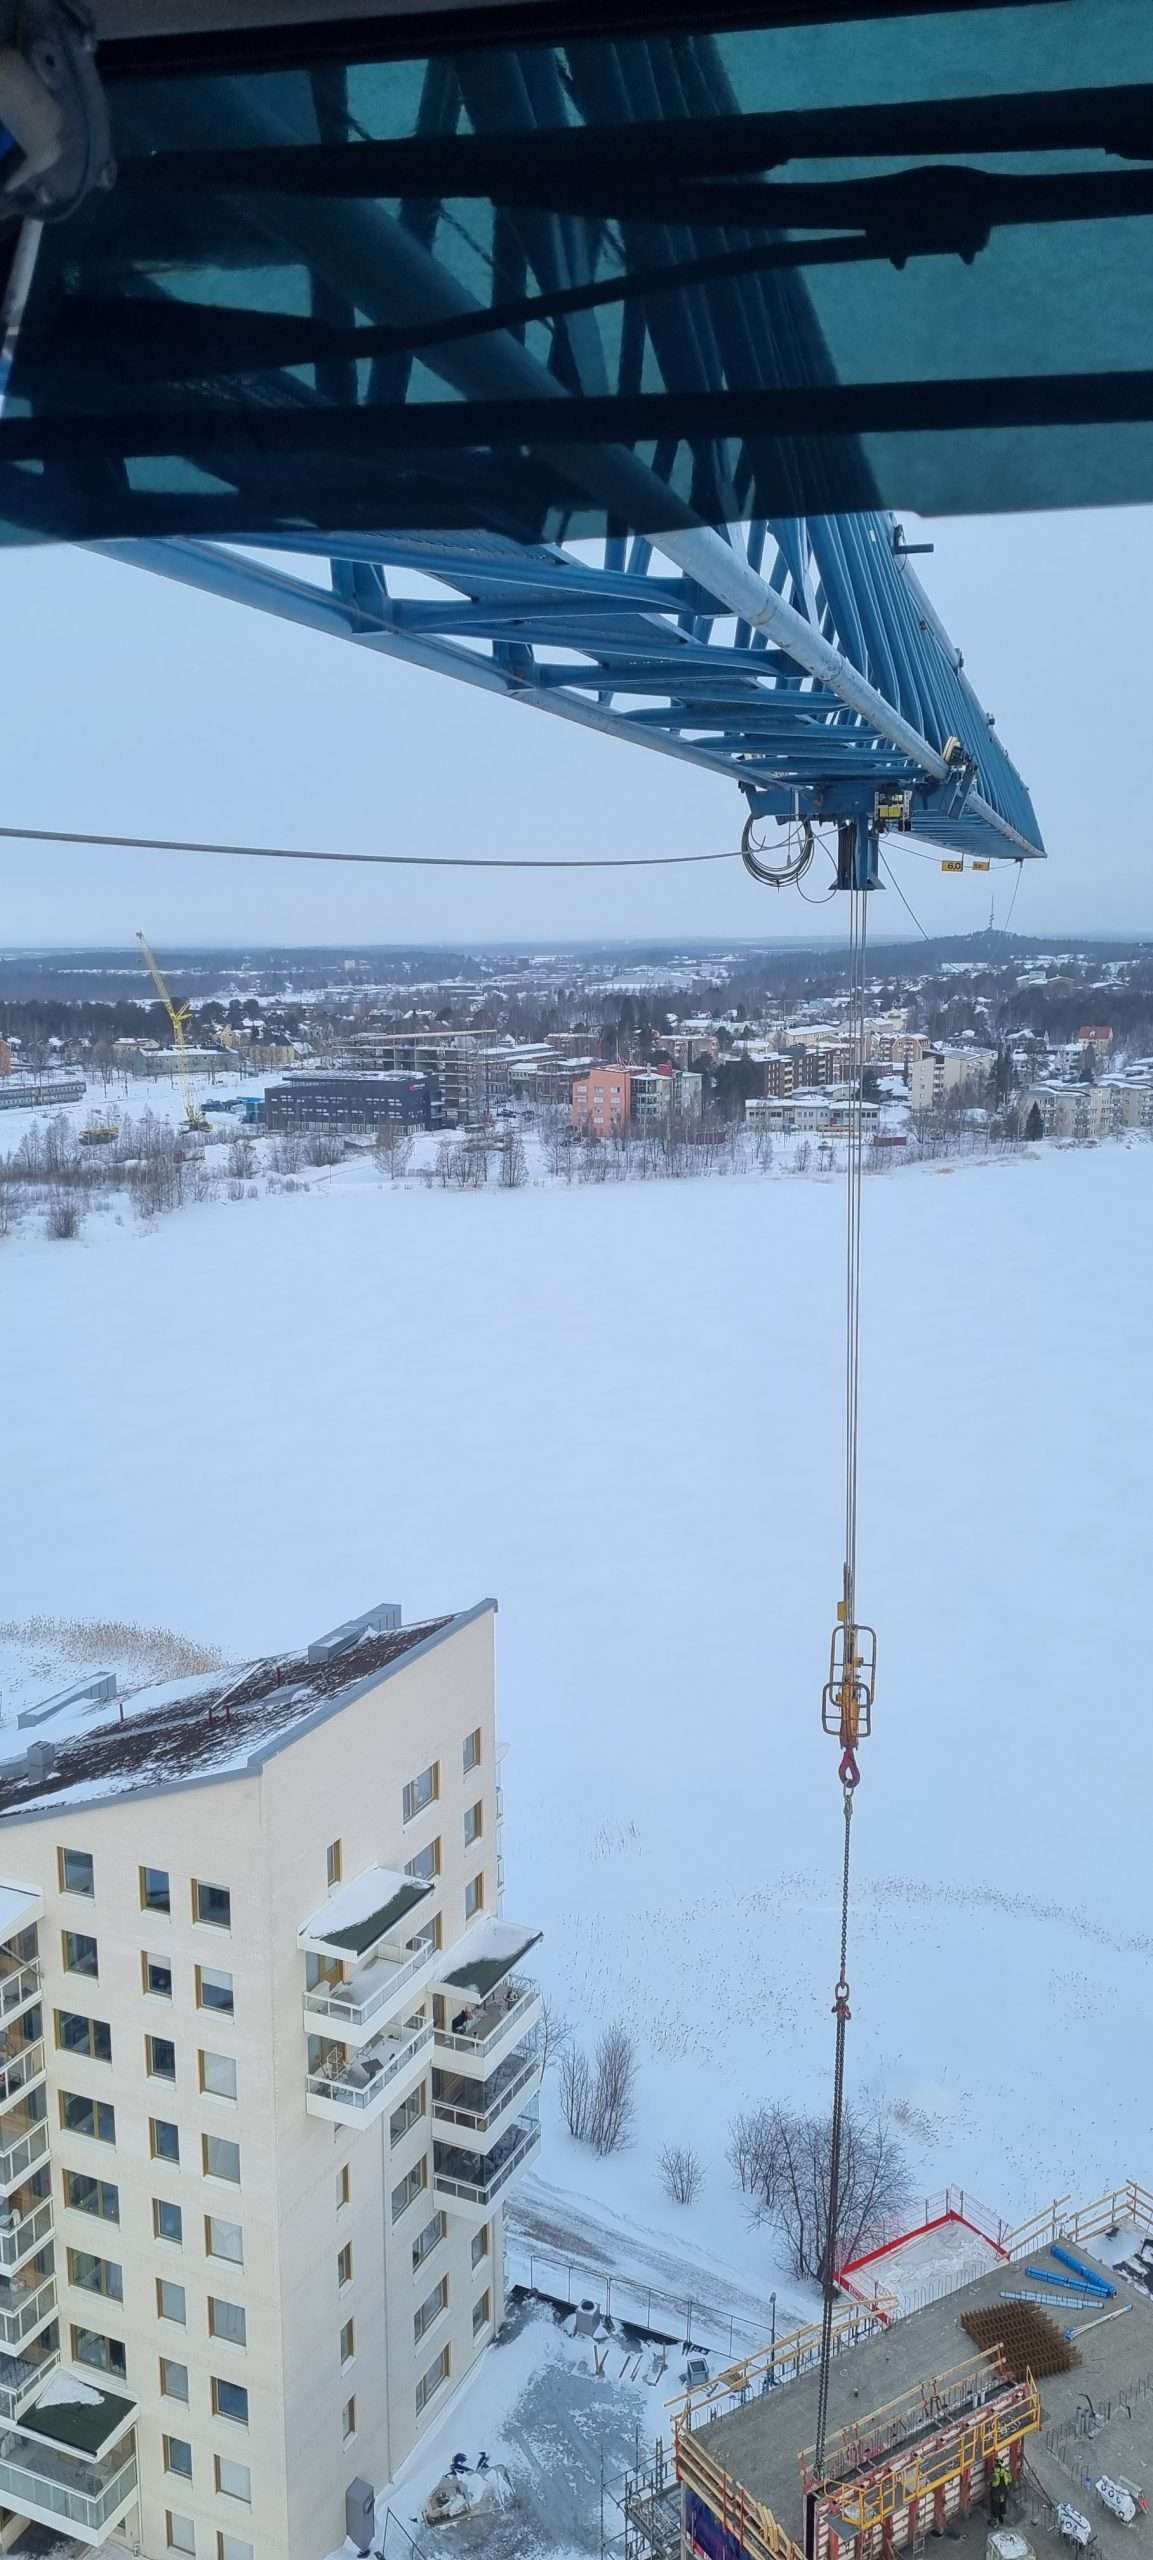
[415,2344,450,2414]
[471,2225,489,2269]
[464,1874,484,1920]
[147,2035,177,2082]
[167,2515,195,2555]
[153,2199,183,2246]
[143,1953,173,1999]
[211,2377,249,2427]
[192,1881,231,1931]
[339,2317,355,2366]
[60,2091,115,2144]
[55,2010,111,2063]
[404,1839,441,1885]
[336,2242,353,2287]
[202,2134,240,2185]
[413,2277,447,2343]
[67,2248,122,2301]
[157,2279,187,2325]
[141,1866,171,1914]
[160,2358,189,2402]
[217,2536,253,2560]
[342,2397,356,2443]
[63,2170,118,2222]
[208,2297,246,2348]
[336,2165,351,2211]
[151,2119,180,2165]
[164,2436,193,2480]
[463,1728,481,1774]
[196,1966,234,2017]
[58,1848,94,1897]
[62,1931,98,1979]
[199,2050,238,2103]
[463,1802,482,1849]
[472,2289,492,2338]
[412,2212,446,2273]
[390,2084,425,2148]
[215,2457,252,2505]
[390,2159,427,2224]
[205,2217,243,2266]
[326,1840,342,1888]
[402,1763,439,1824]
[409,1913,442,1956]
[72,2324,126,2378]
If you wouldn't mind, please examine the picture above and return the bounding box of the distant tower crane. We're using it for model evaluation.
[135,931,207,1131]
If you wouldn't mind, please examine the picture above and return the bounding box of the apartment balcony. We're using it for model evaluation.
[306,2018,433,2127]
[432,2049,542,2154]
[433,1917,542,2021]
[302,1942,442,2047]
[0,2279,56,2354]
[0,1968,41,2031]
[0,2199,53,2276]
[434,1977,542,2080]
[0,2429,137,2546]
[0,2047,46,2110]
[0,2121,49,2197]
[0,2335,61,2426]
[433,2115,540,2225]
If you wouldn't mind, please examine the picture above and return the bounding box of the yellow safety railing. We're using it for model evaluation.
[801,2351,1008,2490]
[1003,2180,1153,2260]
[676,2423,805,2560]
[813,2373,1041,2530]
[671,2300,884,2429]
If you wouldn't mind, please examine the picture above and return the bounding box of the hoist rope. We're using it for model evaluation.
[813,880,870,2475]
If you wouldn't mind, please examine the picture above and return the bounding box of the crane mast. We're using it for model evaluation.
[135,931,207,1131]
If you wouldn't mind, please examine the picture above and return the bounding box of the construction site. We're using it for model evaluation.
[619,2187,1153,2560]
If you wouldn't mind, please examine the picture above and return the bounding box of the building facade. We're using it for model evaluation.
[264,1074,434,1135]
[0,1600,539,2560]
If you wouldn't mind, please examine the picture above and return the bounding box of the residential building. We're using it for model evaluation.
[571,1065,632,1134]
[1024,1073,1153,1139]
[745,1090,881,1137]
[0,1598,540,2560]
[0,1072,86,1110]
[342,1035,488,1126]
[264,1073,434,1135]
[907,1047,995,1111]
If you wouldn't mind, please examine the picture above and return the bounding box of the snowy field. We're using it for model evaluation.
[2,1139,1151,2321]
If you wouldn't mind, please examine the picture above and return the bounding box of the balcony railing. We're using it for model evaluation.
[434,2116,540,2209]
[433,1978,540,2061]
[0,2047,45,2109]
[306,2019,433,2116]
[0,2200,53,2273]
[0,2338,60,2424]
[432,2052,539,2138]
[0,1970,40,2025]
[0,2279,55,2352]
[303,1943,435,2037]
[0,2124,49,2195]
[0,2432,137,2535]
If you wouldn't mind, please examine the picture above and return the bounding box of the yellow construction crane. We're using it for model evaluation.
[136,931,208,1131]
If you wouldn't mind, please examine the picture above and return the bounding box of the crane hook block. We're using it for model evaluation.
[821,1621,876,1746]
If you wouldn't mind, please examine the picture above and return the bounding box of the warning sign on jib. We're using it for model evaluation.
[940,859,964,873]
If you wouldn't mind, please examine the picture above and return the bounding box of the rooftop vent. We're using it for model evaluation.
[23,1742,58,1780]
[307,1602,401,1665]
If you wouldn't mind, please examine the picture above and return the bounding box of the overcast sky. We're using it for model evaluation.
[2,503,1148,952]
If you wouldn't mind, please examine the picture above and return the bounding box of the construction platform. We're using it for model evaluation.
[680,2245,1153,2560]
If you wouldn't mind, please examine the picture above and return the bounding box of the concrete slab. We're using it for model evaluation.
[695,2246,1153,2550]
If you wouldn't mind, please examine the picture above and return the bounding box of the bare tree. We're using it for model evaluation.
[728,2108,780,2196]
[558,2043,594,2143]
[534,1998,572,2076]
[375,1122,414,1178]
[304,1129,344,1167]
[748,2104,911,2281]
[498,1129,528,1188]
[45,1187,82,1240]
[660,2144,703,2206]
[588,2023,637,2156]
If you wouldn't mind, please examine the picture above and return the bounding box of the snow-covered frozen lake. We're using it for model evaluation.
[3,1141,1150,2280]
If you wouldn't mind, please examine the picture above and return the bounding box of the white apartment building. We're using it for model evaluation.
[0,1598,540,2560]
[907,1047,995,1110]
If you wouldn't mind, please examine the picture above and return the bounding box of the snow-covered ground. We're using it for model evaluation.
[2,1142,1151,2319]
